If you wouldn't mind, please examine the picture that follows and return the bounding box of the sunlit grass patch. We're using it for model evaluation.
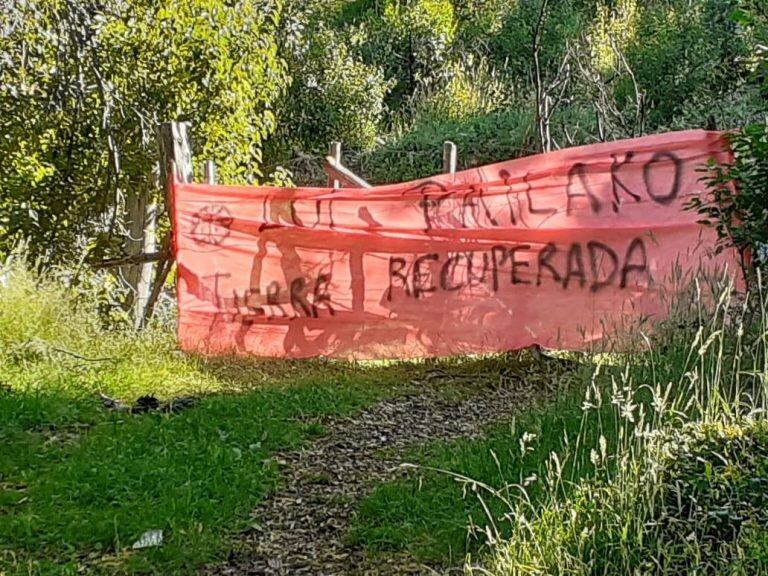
[0,382,387,575]
[0,262,424,574]
[0,260,551,575]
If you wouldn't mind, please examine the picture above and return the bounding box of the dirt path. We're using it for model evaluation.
[205,359,569,576]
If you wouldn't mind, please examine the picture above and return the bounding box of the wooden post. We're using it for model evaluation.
[324,155,372,188]
[122,187,151,327]
[132,201,157,330]
[159,122,193,190]
[328,141,341,189]
[137,121,193,328]
[204,160,216,185]
[442,141,457,177]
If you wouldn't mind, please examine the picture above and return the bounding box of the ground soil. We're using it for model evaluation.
[205,358,571,576]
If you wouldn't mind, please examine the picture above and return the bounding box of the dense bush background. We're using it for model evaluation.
[0,0,766,320]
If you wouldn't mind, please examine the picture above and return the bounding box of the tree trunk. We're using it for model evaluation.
[121,185,156,328]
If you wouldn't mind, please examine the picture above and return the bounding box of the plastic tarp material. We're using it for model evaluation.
[172,130,734,359]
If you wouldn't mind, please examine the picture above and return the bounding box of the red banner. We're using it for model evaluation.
[172,130,733,359]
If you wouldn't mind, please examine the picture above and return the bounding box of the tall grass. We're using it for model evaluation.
[0,258,417,574]
[0,257,230,410]
[4,256,544,574]
[467,274,768,575]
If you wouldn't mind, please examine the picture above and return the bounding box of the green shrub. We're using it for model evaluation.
[409,56,511,123]
[655,421,768,573]
[270,25,391,156]
[371,0,458,104]
[626,0,752,129]
[472,278,768,576]
[488,0,586,83]
[0,0,288,264]
[354,108,534,184]
[481,420,768,576]
[689,122,768,287]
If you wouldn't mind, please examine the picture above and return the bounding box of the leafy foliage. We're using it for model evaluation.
[0,0,287,264]
[265,0,767,186]
[270,21,391,155]
[353,108,535,184]
[656,421,768,573]
[3,0,767,262]
[689,123,768,284]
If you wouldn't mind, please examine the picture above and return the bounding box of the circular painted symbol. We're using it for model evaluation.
[191,205,233,245]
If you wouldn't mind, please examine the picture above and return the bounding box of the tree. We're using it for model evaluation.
[0,0,288,324]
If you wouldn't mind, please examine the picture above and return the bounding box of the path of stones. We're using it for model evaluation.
[206,359,570,576]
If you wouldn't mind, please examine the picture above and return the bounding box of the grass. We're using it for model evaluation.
[347,380,616,565]
[350,276,768,574]
[0,373,397,575]
[0,262,512,575]
[4,258,767,575]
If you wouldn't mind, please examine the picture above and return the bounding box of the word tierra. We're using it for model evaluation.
[197,271,335,319]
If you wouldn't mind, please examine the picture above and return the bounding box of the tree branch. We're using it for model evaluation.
[90,249,169,269]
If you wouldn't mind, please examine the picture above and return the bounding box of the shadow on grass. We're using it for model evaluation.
[346,322,749,568]
[0,351,551,575]
[346,369,620,568]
